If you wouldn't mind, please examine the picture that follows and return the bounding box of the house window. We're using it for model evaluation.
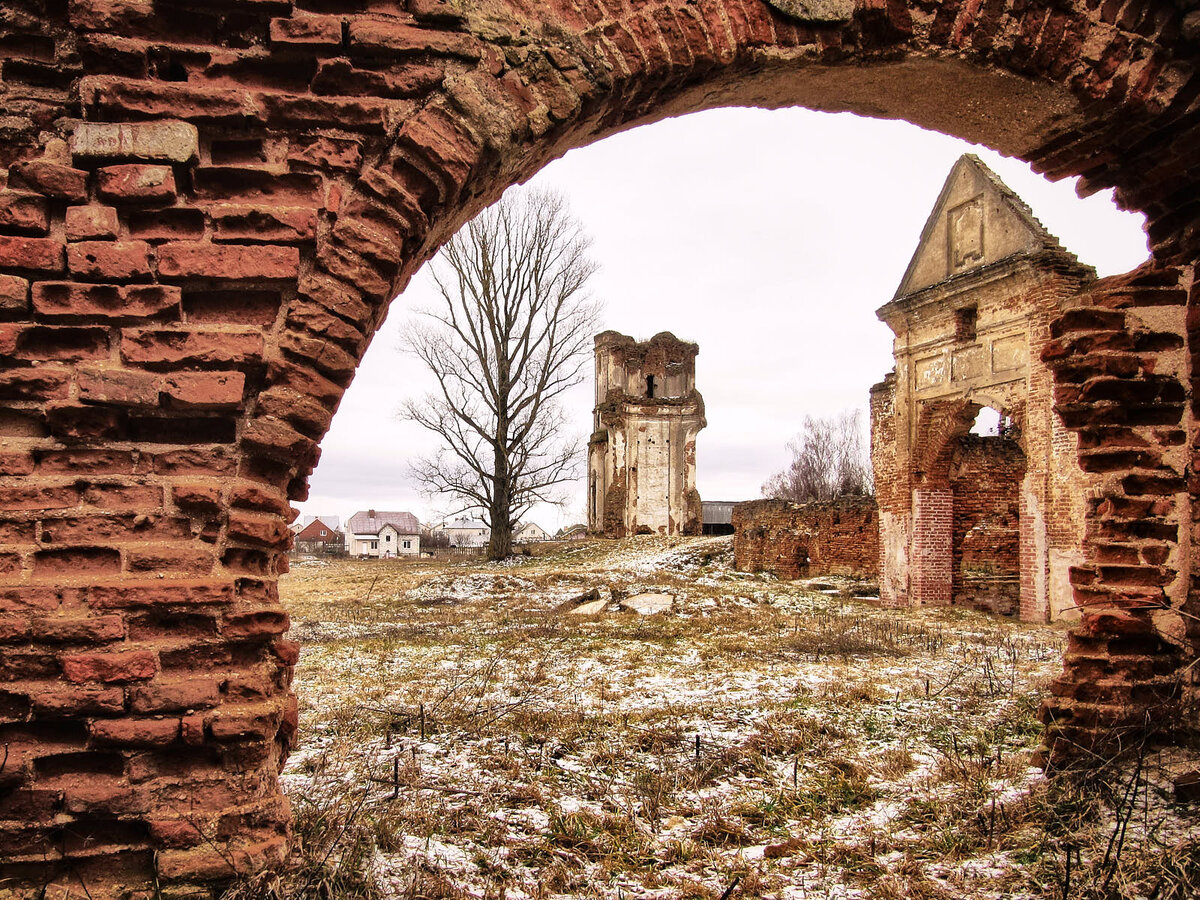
[320,530,326,536]
[385,534,391,542]
[403,540,411,549]
[371,541,378,549]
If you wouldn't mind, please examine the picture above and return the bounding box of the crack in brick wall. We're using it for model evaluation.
[0,0,1197,894]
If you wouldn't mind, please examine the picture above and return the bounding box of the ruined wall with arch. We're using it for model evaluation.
[0,0,1197,895]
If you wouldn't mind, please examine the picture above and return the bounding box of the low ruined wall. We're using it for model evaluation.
[733,497,879,580]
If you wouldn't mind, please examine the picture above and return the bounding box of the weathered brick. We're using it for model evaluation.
[0,234,65,272]
[152,447,237,476]
[0,617,31,643]
[39,514,190,544]
[0,368,71,401]
[227,510,290,549]
[209,702,281,742]
[0,274,29,314]
[65,205,120,241]
[129,677,221,713]
[210,206,317,244]
[80,76,265,125]
[71,120,199,163]
[77,366,160,406]
[0,192,50,235]
[35,449,140,475]
[96,164,176,202]
[221,608,289,639]
[32,282,181,319]
[69,0,153,32]
[85,579,233,609]
[287,136,362,172]
[157,243,300,281]
[32,614,125,643]
[31,684,125,716]
[121,328,264,368]
[79,482,162,510]
[277,331,357,381]
[9,160,88,202]
[241,416,317,464]
[269,15,344,47]
[67,241,153,280]
[0,452,35,476]
[160,371,245,409]
[61,648,158,682]
[34,547,121,577]
[126,546,214,575]
[0,484,81,510]
[46,403,127,441]
[171,484,222,512]
[0,324,109,360]
[348,20,481,59]
[90,716,180,746]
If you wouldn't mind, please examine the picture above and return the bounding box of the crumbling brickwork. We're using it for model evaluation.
[872,155,1096,623]
[1038,263,1195,760]
[589,331,705,537]
[733,497,878,579]
[0,0,1197,894]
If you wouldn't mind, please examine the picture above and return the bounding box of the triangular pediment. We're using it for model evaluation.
[892,155,1068,300]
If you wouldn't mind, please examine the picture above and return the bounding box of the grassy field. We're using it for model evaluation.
[241,536,1200,899]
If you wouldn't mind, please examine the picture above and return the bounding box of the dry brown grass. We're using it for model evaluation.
[223,537,1200,900]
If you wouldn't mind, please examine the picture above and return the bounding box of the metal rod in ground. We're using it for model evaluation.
[392,757,399,800]
[718,875,741,900]
[420,703,426,741]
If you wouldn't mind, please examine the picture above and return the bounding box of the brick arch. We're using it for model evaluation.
[1,0,1198,894]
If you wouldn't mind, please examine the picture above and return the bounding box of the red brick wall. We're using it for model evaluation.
[911,489,954,606]
[733,497,879,579]
[0,0,1196,894]
[950,435,1026,616]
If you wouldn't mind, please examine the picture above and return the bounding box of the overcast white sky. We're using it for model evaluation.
[296,106,1150,534]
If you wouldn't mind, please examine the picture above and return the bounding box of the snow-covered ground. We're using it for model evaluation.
[268,536,1199,900]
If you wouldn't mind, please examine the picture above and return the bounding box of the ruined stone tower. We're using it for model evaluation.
[588,332,706,537]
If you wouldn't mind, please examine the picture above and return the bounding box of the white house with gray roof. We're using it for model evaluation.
[347,510,420,558]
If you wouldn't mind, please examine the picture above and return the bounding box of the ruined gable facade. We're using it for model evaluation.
[871,155,1096,621]
[588,331,705,537]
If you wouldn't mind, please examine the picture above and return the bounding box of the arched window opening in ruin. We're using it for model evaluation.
[646,374,656,398]
[955,305,979,342]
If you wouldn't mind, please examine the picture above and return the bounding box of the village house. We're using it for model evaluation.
[557,524,588,541]
[440,517,490,548]
[347,510,421,558]
[289,513,340,535]
[292,517,345,555]
[514,522,549,543]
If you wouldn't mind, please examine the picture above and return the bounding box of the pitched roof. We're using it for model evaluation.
[297,513,340,531]
[347,510,419,535]
[889,154,1082,303]
[445,517,489,531]
[295,518,342,540]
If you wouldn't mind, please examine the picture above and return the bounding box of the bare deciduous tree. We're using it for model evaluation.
[762,410,873,503]
[401,188,601,561]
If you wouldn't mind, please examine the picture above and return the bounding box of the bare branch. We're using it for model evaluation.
[762,410,874,503]
[400,187,602,560]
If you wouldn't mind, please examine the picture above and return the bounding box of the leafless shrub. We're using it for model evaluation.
[762,410,873,502]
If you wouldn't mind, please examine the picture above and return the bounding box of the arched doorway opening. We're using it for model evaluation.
[0,1,1196,895]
